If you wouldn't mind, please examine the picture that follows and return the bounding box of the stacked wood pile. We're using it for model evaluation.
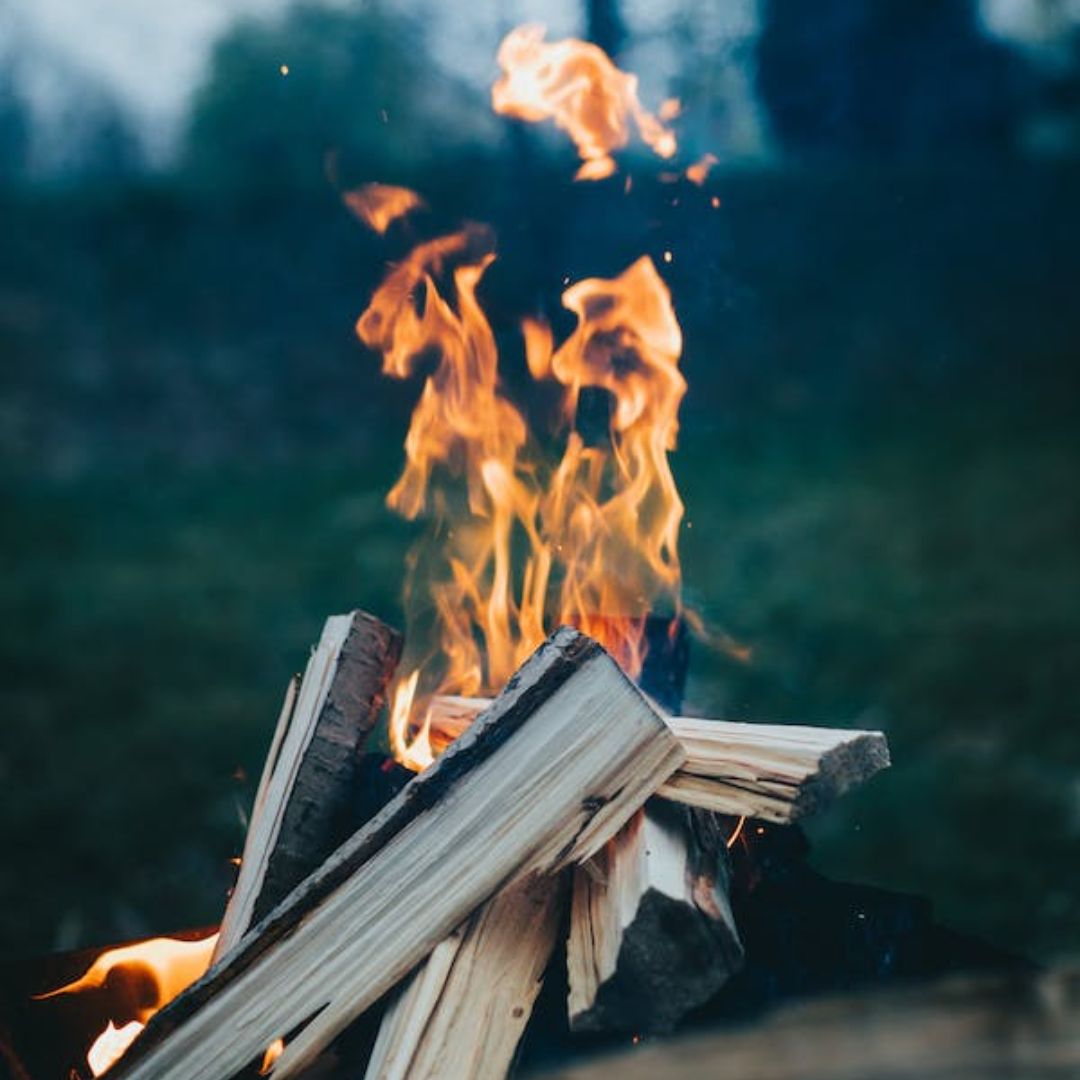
[105,610,889,1080]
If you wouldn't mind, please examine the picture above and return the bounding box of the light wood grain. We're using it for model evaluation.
[112,628,683,1080]
[428,696,889,823]
[366,874,567,1080]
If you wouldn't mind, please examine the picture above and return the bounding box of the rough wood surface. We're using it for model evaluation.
[428,696,889,823]
[365,874,568,1080]
[567,800,743,1034]
[542,967,1080,1079]
[111,627,683,1080]
[214,611,402,961]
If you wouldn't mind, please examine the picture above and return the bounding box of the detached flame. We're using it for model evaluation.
[686,153,718,186]
[344,183,424,234]
[492,24,677,180]
[37,933,218,1075]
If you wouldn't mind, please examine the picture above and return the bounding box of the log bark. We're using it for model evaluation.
[365,874,568,1080]
[427,696,889,823]
[111,628,683,1080]
[214,611,402,961]
[567,800,743,1034]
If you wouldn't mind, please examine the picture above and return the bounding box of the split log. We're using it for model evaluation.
[657,718,889,822]
[111,628,684,1080]
[567,800,743,1034]
[365,874,568,1080]
[427,696,889,823]
[214,611,402,961]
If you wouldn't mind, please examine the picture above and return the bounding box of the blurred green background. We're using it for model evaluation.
[1,0,1078,964]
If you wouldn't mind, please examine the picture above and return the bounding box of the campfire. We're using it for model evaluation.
[19,26,898,1080]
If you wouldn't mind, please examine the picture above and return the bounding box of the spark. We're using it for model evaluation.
[725,816,747,849]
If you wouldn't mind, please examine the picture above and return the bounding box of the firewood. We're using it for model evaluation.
[427,696,889,823]
[214,611,402,962]
[567,800,743,1034]
[111,628,684,1080]
[656,718,889,822]
[365,874,568,1080]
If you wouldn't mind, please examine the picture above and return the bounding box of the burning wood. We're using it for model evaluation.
[425,696,889,824]
[25,27,921,1080]
[110,629,683,1080]
[568,802,744,1034]
[215,610,402,959]
[366,875,568,1080]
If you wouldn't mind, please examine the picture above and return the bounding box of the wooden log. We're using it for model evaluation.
[365,874,568,1080]
[111,628,684,1080]
[214,611,402,961]
[656,717,889,821]
[567,800,743,1035]
[541,966,1080,1080]
[427,696,889,823]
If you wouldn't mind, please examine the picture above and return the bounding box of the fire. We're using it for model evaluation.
[344,182,424,234]
[87,1021,145,1077]
[360,233,686,767]
[260,1038,285,1075]
[492,24,677,180]
[352,26,692,769]
[37,932,218,1075]
[388,667,434,771]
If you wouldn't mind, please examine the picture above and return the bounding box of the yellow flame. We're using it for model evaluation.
[87,1020,145,1077]
[365,239,687,768]
[492,24,676,180]
[36,933,218,1018]
[37,933,218,1075]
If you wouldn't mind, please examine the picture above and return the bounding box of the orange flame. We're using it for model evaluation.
[343,183,425,234]
[260,1038,285,1075]
[532,255,686,671]
[360,225,686,766]
[492,24,677,180]
[37,932,218,1075]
